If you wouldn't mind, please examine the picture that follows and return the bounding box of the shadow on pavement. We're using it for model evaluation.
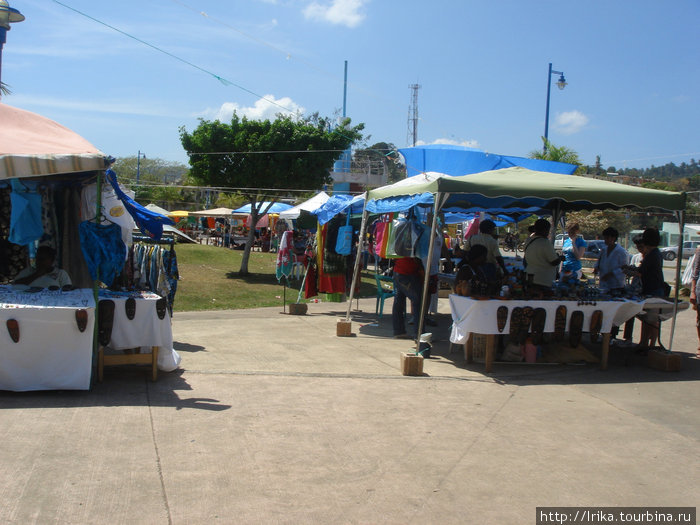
[174,341,207,353]
[0,369,231,412]
[429,336,700,386]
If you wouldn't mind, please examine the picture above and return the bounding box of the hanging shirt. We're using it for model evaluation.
[78,221,127,287]
[9,181,44,246]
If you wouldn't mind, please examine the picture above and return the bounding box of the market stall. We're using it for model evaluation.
[352,167,687,366]
[0,103,179,391]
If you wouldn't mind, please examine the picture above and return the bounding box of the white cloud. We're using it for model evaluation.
[204,95,305,122]
[553,110,589,135]
[416,138,481,149]
[303,0,368,28]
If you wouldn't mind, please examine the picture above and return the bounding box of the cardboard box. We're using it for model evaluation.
[336,318,352,337]
[647,348,682,372]
[401,352,424,376]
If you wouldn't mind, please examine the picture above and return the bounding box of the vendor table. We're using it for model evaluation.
[0,287,96,391]
[448,295,648,372]
[96,290,179,381]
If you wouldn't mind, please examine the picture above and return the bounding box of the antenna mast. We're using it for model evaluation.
[407,83,421,147]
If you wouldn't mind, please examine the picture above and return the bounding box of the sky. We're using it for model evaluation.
[2,0,699,172]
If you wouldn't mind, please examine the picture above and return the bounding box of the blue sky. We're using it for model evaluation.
[3,0,699,171]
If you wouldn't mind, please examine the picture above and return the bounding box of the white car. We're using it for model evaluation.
[659,241,700,261]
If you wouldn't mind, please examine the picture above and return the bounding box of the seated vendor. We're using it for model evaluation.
[454,244,490,296]
[12,246,72,289]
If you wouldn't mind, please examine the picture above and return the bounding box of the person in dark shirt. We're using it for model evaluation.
[625,228,667,349]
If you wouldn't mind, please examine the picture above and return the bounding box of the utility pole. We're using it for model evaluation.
[407,83,421,147]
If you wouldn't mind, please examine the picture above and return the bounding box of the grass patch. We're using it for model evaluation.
[174,243,377,312]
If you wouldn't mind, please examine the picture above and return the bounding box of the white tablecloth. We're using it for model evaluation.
[0,288,96,391]
[98,291,180,372]
[449,295,645,345]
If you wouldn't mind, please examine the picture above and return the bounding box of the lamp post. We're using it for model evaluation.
[136,150,146,183]
[543,62,567,154]
[0,0,24,98]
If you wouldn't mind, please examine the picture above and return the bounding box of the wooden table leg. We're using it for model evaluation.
[600,333,610,370]
[98,348,104,382]
[485,334,496,373]
[151,346,159,381]
[465,333,473,363]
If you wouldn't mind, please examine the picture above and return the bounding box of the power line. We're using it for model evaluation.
[52,0,298,116]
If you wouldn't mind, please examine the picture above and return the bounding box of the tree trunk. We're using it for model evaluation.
[239,206,259,275]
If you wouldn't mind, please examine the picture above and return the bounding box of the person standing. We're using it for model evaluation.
[595,227,629,294]
[523,219,563,293]
[689,244,700,357]
[392,256,424,339]
[561,223,587,280]
[625,228,666,350]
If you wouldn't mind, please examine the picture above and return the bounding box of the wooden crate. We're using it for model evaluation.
[336,318,352,337]
[401,352,424,376]
[647,349,682,372]
[288,303,308,315]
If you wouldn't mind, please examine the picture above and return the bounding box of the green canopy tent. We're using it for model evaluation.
[345,167,687,353]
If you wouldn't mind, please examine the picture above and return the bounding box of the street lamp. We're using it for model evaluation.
[137,150,146,183]
[0,0,24,98]
[543,62,567,153]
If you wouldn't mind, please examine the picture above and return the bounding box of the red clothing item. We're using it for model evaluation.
[394,257,421,275]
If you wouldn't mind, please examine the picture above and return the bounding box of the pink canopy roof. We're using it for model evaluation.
[0,103,105,179]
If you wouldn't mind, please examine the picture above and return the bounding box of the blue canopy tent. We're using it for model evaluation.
[312,193,365,225]
[399,144,577,178]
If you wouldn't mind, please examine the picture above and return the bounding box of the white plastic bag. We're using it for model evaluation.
[682,253,696,287]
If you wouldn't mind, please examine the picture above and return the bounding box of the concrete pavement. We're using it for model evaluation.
[0,296,698,524]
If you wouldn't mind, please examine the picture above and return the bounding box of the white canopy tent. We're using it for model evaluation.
[278,191,330,219]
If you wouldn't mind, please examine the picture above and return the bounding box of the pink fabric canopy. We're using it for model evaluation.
[0,103,105,179]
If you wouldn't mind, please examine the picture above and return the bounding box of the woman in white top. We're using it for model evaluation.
[595,227,629,294]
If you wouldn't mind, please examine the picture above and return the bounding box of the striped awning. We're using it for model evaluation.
[0,103,105,180]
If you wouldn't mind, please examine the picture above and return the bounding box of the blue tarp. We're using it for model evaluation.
[232,201,293,214]
[399,144,577,177]
[313,194,365,225]
[106,169,174,240]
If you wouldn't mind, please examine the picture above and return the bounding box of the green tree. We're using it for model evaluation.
[112,156,190,209]
[528,137,583,171]
[180,113,364,274]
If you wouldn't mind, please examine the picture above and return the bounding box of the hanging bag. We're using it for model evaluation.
[335,212,353,256]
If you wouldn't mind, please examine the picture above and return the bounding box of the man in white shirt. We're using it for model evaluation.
[13,246,72,289]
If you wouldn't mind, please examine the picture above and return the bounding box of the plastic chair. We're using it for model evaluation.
[375,274,395,316]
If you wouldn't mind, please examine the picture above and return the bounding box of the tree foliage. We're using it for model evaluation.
[528,137,583,171]
[112,156,190,208]
[179,113,364,274]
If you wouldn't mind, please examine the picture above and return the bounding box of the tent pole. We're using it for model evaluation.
[416,193,443,352]
[667,210,685,351]
[345,207,369,320]
[91,171,102,386]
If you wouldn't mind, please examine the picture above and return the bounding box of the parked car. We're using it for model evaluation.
[582,240,606,260]
[659,241,700,261]
[554,233,565,251]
